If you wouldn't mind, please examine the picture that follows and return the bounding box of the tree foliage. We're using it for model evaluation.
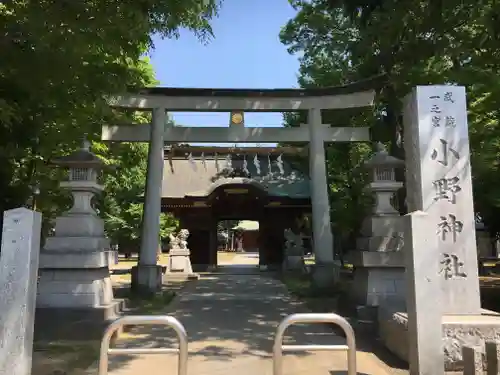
[281,0,500,241]
[94,141,178,251]
[0,0,220,243]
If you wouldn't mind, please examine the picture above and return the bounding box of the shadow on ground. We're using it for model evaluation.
[104,270,362,374]
[98,266,407,375]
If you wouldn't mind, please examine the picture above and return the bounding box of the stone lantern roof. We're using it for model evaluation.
[363,143,404,168]
[51,139,103,169]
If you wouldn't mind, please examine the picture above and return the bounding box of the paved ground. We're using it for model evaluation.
[217,251,260,267]
[103,255,396,375]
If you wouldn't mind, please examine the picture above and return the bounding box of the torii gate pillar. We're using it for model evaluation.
[131,108,166,292]
[308,109,337,287]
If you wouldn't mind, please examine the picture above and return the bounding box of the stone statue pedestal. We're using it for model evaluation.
[165,229,199,280]
[282,246,305,272]
[283,255,304,270]
[282,229,305,272]
[168,248,199,279]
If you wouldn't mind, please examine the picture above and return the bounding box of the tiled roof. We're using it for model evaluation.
[162,154,310,198]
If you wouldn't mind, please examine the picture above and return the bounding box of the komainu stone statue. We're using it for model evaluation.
[283,228,305,271]
[169,232,180,249]
[168,229,199,280]
[177,229,189,249]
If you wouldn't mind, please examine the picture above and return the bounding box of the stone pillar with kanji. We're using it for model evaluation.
[378,86,500,371]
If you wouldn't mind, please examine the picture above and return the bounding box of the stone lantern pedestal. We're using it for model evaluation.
[36,140,122,340]
[347,143,406,310]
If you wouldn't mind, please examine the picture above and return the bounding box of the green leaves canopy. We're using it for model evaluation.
[0,0,220,243]
[94,142,178,250]
[281,0,500,240]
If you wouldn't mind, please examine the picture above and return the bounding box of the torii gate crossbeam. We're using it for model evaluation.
[101,124,370,143]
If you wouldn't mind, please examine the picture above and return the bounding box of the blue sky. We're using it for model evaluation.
[148,0,300,146]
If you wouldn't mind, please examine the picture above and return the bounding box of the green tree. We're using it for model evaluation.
[0,1,220,241]
[94,142,178,253]
[0,0,220,213]
[280,4,375,252]
[281,0,500,240]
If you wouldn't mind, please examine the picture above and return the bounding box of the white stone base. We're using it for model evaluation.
[36,192,120,329]
[44,236,110,252]
[39,250,112,268]
[283,255,305,271]
[37,268,113,308]
[35,299,124,340]
[167,248,199,279]
[378,306,500,371]
[347,251,405,306]
[53,213,105,237]
[169,248,192,272]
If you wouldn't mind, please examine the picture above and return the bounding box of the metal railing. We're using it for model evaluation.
[98,315,188,375]
[272,313,356,375]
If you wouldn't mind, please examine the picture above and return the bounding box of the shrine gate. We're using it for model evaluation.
[102,77,380,292]
[160,144,312,271]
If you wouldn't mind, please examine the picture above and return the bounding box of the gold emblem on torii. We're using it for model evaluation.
[230,111,244,126]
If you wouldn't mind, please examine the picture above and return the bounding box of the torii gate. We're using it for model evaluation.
[102,78,378,291]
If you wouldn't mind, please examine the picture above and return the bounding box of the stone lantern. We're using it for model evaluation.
[355,142,405,254]
[347,142,406,311]
[37,138,120,338]
[55,138,104,215]
[363,142,404,216]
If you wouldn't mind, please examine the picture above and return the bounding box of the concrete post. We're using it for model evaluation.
[485,341,500,375]
[132,108,166,292]
[403,211,444,375]
[0,208,41,375]
[462,345,482,375]
[308,108,335,287]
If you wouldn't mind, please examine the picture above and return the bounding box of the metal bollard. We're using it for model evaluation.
[272,313,356,375]
[98,315,188,375]
[462,345,482,375]
[485,340,500,375]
